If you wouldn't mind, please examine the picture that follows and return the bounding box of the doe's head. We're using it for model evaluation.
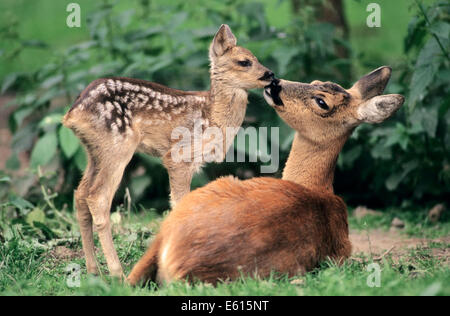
[264,66,405,143]
[209,24,274,89]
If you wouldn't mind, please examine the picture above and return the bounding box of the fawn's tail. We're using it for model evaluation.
[127,235,162,286]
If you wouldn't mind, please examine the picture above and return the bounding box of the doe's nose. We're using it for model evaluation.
[259,71,275,81]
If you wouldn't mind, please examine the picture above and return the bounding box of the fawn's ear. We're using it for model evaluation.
[357,94,405,123]
[352,66,392,100]
[209,24,237,59]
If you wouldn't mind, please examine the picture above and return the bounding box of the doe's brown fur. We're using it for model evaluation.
[128,66,405,285]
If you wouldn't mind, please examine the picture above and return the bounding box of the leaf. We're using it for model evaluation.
[429,21,450,41]
[409,65,435,110]
[30,132,58,168]
[11,123,37,152]
[408,37,441,110]
[1,73,18,94]
[124,26,165,41]
[59,126,80,159]
[74,147,87,171]
[0,176,11,182]
[26,208,46,227]
[422,106,439,138]
[40,74,64,89]
[385,160,418,191]
[38,113,63,128]
[13,107,33,128]
[405,16,426,53]
[384,124,409,150]
[10,197,34,211]
[272,46,300,77]
[386,172,404,191]
[409,107,439,138]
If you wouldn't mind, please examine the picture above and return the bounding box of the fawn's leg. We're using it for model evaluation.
[85,136,139,278]
[75,162,98,274]
[163,154,197,206]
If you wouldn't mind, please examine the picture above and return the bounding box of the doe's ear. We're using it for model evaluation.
[352,66,392,100]
[209,24,237,59]
[357,94,405,124]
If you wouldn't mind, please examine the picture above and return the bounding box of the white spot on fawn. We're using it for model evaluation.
[123,82,134,91]
[115,80,123,92]
[97,84,110,96]
[111,123,119,133]
[113,101,123,114]
[105,101,114,112]
[107,80,116,92]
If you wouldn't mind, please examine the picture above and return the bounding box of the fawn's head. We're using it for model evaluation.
[264,66,405,143]
[209,24,274,89]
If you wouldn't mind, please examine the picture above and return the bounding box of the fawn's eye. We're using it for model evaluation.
[237,59,252,67]
[314,97,329,110]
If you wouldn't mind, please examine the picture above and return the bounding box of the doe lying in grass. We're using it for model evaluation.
[128,66,405,285]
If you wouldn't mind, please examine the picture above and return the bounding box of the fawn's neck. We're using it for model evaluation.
[282,132,350,193]
[208,74,248,130]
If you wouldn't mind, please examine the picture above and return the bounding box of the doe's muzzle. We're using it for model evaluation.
[264,79,283,106]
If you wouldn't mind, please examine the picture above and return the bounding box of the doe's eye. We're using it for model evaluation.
[314,97,329,110]
[237,60,252,67]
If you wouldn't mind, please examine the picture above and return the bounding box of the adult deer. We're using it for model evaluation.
[128,66,405,285]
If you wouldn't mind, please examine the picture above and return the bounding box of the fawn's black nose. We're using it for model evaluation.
[259,71,275,81]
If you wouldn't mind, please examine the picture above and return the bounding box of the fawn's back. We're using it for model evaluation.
[63,77,209,157]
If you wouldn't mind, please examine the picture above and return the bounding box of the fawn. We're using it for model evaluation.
[127,66,405,285]
[62,24,274,278]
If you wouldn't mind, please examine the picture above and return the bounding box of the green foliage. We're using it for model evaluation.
[0,0,449,210]
[58,126,80,159]
[337,0,450,206]
[0,0,351,210]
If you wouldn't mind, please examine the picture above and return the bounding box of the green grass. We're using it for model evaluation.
[0,207,448,296]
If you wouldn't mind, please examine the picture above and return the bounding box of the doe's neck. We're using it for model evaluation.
[282,132,350,194]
